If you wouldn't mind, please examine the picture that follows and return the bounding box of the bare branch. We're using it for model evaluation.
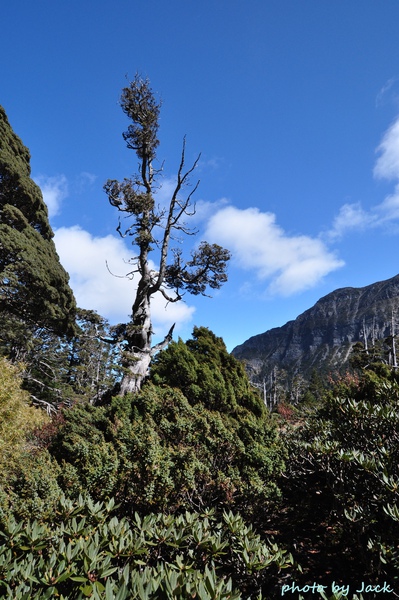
[30,394,58,415]
[104,76,230,394]
[151,142,201,294]
[158,286,183,303]
[150,323,175,356]
[106,260,137,280]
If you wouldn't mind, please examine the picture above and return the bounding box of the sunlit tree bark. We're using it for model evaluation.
[104,76,230,394]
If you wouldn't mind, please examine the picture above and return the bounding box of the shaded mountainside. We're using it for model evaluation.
[232,274,399,383]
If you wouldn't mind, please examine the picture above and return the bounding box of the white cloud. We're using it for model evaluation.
[373,119,399,224]
[326,114,399,239]
[328,202,378,240]
[74,171,97,194]
[204,206,344,296]
[34,174,68,218]
[376,77,398,107]
[374,116,399,181]
[154,176,178,206]
[189,197,229,225]
[79,171,97,185]
[54,226,195,335]
[375,183,399,222]
[198,156,225,171]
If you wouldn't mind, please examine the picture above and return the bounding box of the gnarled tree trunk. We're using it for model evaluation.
[120,281,152,394]
[104,76,229,395]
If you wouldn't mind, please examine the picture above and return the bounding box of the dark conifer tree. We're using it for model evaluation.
[0,105,76,360]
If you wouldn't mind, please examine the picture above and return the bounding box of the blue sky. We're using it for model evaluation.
[3,1,399,351]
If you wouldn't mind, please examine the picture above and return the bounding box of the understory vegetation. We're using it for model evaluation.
[1,328,399,598]
[0,328,296,598]
[276,362,399,597]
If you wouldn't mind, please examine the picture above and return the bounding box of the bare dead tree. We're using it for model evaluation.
[104,75,230,394]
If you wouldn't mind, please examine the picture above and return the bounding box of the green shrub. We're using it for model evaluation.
[151,326,264,416]
[0,357,48,477]
[49,382,284,520]
[0,358,62,523]
[282,365,399,586]
[47,328,285,521]
[0,495,295,599]
[4,450,63,522]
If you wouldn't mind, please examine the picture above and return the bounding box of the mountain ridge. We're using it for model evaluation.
[232,273,399,384]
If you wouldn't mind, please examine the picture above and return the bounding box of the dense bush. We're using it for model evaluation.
[281,364,399,589]
[0,494,295,599]
[48,382,284,521]
[42,327,285,521]
[151,326,264,416]
[0,357,65,523]
[0,358,48,473]
[0,327,292,597]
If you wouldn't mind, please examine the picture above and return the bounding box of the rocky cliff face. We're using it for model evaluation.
[232,274,399,383]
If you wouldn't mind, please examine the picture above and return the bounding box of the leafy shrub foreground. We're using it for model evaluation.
[47,383,284,521]
[279,364,399,590]
[0,495,295,599]
[0,328,292,597]
[44,329,285,523]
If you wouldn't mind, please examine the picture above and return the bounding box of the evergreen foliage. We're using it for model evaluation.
[48,328,285,521]
[0,358,63,524]
[2,308,120,411]
[4,449,63,523]
[0,495,295,599]
[151,326,264,416]
[0,105,76,359]
[280,363,399,589]
[65,309,122,403]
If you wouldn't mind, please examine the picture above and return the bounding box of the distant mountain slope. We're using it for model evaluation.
[232,274,399,383]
